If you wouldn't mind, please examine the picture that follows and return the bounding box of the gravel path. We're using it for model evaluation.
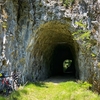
[45,74,77,83]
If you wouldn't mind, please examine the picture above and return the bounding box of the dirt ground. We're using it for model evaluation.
[45,74,77,84]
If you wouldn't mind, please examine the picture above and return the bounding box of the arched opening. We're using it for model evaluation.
[28,21,79,81]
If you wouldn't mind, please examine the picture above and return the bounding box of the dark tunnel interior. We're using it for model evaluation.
[50,44,76,77]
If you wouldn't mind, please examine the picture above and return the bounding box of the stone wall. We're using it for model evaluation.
[0,0,100,92]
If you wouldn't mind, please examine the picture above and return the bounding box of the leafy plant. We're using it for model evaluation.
[72,30,91,40]
[91,53,96,57]
[2,21,8,28]
[75,20,86,29]
[62,0,74,8]
[97,62,100,68]
[72,20,93,54]
[72,20,91,41]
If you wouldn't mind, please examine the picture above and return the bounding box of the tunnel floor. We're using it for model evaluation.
[45,74,77,83]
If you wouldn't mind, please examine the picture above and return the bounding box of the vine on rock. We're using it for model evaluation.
[72,20,97,58]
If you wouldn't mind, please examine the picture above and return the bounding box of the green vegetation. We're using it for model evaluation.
[72,20,98,59]
[63,59,72,72]
[1,9,8,29]
[64,0,74,6]
[1,81,100,100]
[72,20,93,54]
[72,20,91,41]
[91,53,96,57]
[61,0,74,8]
[0,96,6,100]
[97,62,100,68]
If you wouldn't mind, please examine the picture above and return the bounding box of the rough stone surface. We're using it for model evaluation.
[0,0,100,92]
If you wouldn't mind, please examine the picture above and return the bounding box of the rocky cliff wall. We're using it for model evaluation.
[0,0,100,92]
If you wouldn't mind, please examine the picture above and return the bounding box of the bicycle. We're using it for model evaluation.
[10,71,21,90]
[0,73,12,96]
[0,71,21,96]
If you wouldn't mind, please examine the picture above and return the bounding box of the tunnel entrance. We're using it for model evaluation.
[29,21,79,81]
[50,44,76,77]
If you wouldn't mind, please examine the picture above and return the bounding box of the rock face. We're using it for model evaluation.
[0,0,100,92]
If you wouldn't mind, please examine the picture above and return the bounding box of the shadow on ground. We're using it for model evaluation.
[44,74,77,83]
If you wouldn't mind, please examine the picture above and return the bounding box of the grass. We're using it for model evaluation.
[0,80,100,100]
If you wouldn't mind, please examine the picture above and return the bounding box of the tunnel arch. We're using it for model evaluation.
[28,21,79,81]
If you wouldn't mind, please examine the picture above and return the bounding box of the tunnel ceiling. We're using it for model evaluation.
[30,21,76,59]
